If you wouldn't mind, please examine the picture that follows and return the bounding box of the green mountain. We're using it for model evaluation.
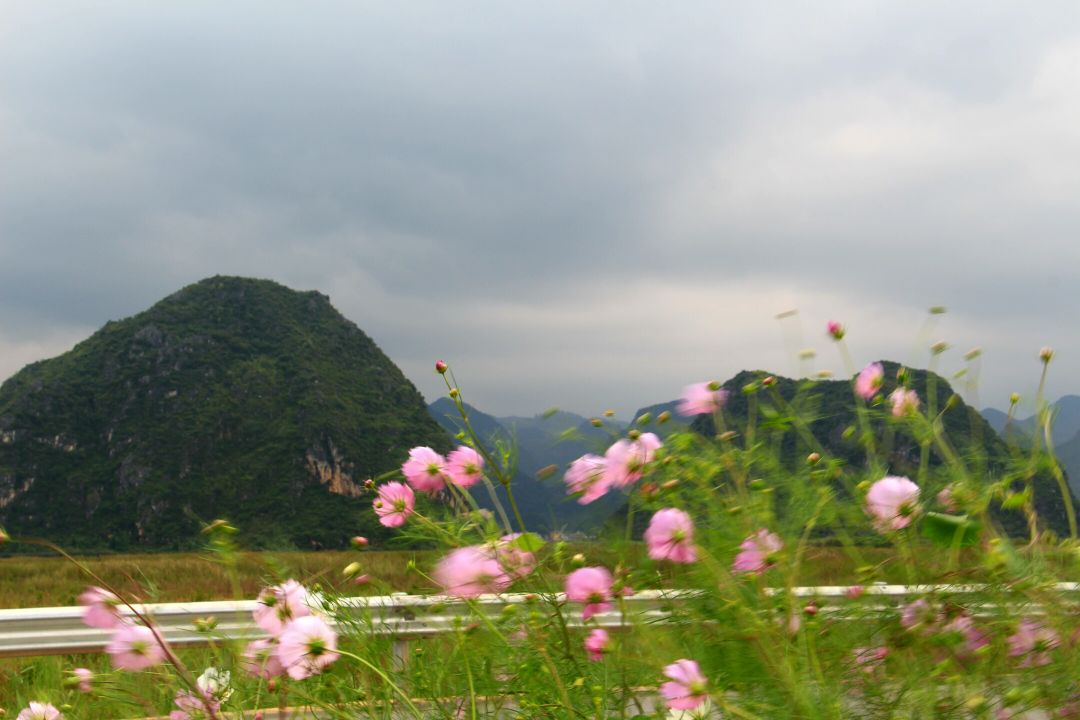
[0,276,450,551]
[427,398,626,533]
[687,364,1078,538]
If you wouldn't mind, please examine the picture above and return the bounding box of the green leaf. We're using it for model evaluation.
[509,532,545,552]
[921,512,982,547]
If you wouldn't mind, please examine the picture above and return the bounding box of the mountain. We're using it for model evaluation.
[427,399,626,533]
[0,276,450,550]
[689,364,1077,538]
[981,395,1080,447]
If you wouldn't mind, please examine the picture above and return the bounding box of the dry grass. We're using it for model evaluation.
[0,550,439,608]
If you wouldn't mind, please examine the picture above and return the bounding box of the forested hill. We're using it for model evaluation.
[0,276,449,550]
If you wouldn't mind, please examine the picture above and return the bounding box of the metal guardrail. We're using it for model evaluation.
[2,583,1077,659]
[0,589,683,659]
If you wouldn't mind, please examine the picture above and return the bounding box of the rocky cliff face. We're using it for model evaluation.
[0,276,449,550]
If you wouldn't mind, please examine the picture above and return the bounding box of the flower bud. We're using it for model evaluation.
[1040,346,1054,363]
[571,553,586,567]
[1010,392,1021,405]
[363,478,374,488]
[604,409,615,417]
[343,562,364,578]
[816,370,834,379]
[931,341,949,355]
[657,410,671,424]
[627,429,641,440]
[636,412,652,425]
[719,430,738,442]
[590,418,603,427]
[762,376,775,387]
[435,360,448,374]
[351,535,369,548]
[803,602,819,616]
[826,321,845,340]
[963,347,982,361]
[806,452,821,466]
[929,306,947,315]
[449,388,459,398]
[352,574,371,586]
[798,348,816,360]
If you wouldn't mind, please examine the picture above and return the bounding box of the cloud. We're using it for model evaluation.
[1,2,1078,415]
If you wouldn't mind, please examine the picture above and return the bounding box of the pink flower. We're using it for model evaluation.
[854,362,884,400]
[401,446,448,494]
[446,446,484,488]
[900,598,938,632]
[677,382,728,417]
[253,580,313,636]
[643,508,697,564]
[277,615,340,680]
[564,567,614,620]
[732,529,783,575]
[603,433,662,488]
[172,689,220,720]
[660,659,708,711]
[1008,619,1058,667]
[433,546,512,598]
[889,387,920,417]
[937,486,957,512]
[851,646,888,674]
[564,454,610,504]
[846,585,865,599]
[241,639,285,679]
[584,629,610,661]
[16,703,62,720]
[373,481,415,528]
[105,623,165,671]
[72,668,93,693]
[79,586,122,629]
[866,476,921,531]
[494,534,536,580]
[945,614,989,657]
[826,320,845,340]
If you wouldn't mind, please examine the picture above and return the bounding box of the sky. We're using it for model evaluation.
[2,2,1079,419]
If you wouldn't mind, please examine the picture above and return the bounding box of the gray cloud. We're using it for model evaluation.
[2,1,1079,417]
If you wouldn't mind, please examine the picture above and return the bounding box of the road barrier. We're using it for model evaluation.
[2,583,1077,659]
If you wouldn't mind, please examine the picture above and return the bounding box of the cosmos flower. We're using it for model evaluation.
[584,629,610,662]
[854,363,884,400]
[732,529,783,575]
[446,446,485,488]
[253,580,313,636]
[564,454,610,504]
[401,446,449,494]
[373,481,416,528]
[866,476,921,532]
[660,659,708,711]
[105,623,165,671]
[677,383,728,417]
[564,567,614,621]
[277,615,340,680]
[643,509,697,564]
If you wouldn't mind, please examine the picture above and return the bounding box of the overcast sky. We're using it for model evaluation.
[2,2,1079,418]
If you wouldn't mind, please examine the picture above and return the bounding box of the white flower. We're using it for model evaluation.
[197,667,233,702]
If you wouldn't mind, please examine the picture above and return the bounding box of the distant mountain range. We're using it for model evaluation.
[431,366,1078,540]
[427,398,628,533]
[981,396,1080,496]
[1,275,1076,551]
